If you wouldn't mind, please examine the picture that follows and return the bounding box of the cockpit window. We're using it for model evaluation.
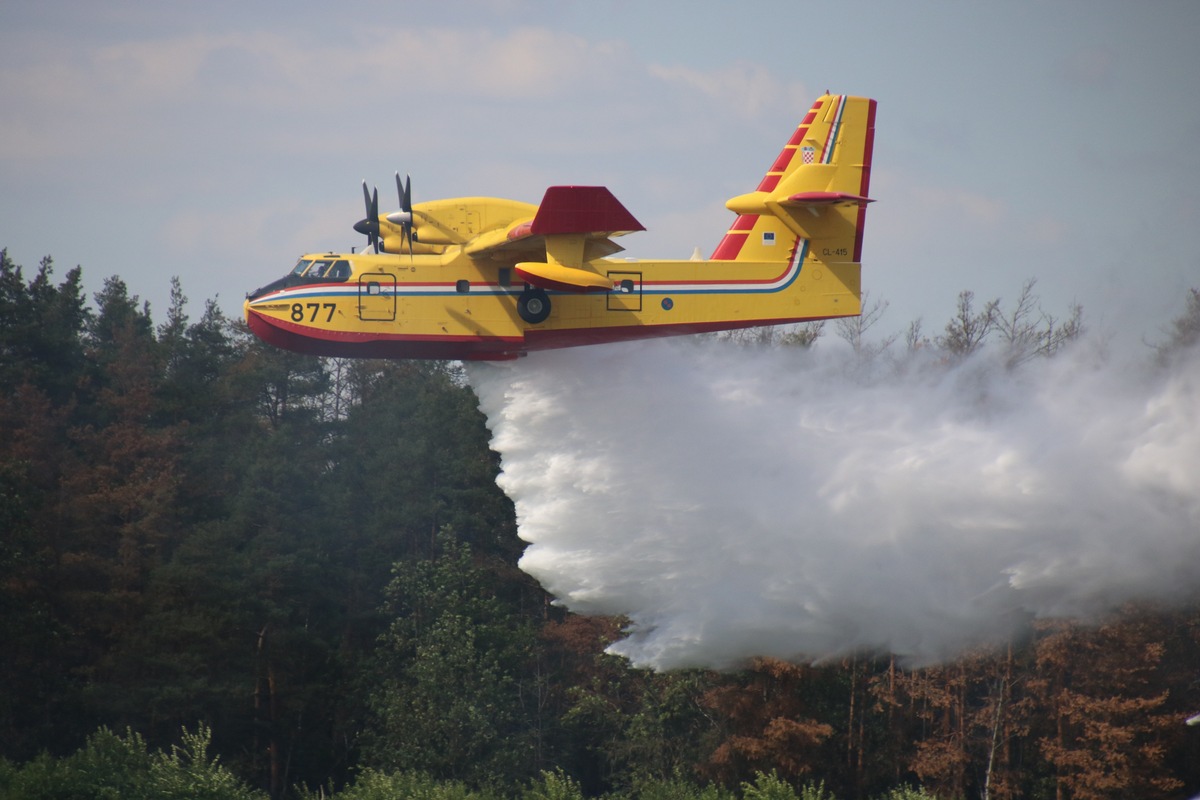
[305,259,334,278]
[247,258,351,301]
[301,259,349,282]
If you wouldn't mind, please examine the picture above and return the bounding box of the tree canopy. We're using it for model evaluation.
[2,249,1199,800]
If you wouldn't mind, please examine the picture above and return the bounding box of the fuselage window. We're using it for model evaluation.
[328,260,351,281]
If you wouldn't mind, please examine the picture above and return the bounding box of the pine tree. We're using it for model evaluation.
[701,659,834,786]
[1031,613,1182,800]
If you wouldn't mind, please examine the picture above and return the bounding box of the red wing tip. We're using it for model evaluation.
[530,186,646,235]
[507,220,534,241]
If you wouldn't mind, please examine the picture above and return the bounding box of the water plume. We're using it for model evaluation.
[467,336,1200,670]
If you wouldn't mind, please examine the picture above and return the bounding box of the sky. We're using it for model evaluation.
[2,0,1199,342]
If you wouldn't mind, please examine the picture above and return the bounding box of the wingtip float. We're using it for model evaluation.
[244,93,877,361]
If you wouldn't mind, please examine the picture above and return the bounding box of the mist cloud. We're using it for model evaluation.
[468,337,1200,670]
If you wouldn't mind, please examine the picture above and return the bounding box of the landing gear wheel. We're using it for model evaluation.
[518,288,551,324]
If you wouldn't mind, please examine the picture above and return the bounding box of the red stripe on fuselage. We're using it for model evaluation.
[524,311,846,352]
[246,309,523,360]
[247,275,844,362]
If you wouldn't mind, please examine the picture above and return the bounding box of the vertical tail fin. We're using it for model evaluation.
[712,94,876,263]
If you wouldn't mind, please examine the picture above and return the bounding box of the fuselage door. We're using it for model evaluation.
[607,271,642,312]
[358,272,397,321]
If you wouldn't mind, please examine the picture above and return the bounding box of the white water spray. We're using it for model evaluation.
[467,337,1200,670]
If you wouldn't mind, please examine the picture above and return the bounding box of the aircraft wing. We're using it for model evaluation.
[526,185,645,237]
[466,186,645,292]
[461,222,539,258]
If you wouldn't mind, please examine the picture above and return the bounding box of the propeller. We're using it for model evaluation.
[353,181,381,253]
[385,172,416,254]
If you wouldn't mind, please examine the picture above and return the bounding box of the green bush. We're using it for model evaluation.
[633,778,736,800]
[740,772,837,800]
[0,725,263,800]
[302,769,496,800]
[871,787,940,800]
[522,769,584,800]
[797,781,837,800]
[146,725,264,800]
[741,771,796,800]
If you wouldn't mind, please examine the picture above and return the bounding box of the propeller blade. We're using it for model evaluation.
[370,186,379,253]
[395,171,415,254]
[395,172,410,212]
[354,179,381,253]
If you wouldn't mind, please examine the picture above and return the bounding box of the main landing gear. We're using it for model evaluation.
[517,287,551,324]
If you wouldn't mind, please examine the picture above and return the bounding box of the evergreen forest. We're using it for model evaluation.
[2,248,1199,800]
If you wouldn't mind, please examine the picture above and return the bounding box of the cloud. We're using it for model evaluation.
[0,25,639,162]
[1059,45,1119,88]
[648,61,810,118]
[0,31,273,160]
[910,184,1007,227]
[369,27,632,99]
[867,168,1010,263]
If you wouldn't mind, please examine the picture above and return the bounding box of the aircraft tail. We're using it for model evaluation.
[713,94,876,263]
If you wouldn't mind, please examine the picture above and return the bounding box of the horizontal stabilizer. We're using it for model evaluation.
[516,261,614,293]
[784,191,874,207]
[530,186,645,236]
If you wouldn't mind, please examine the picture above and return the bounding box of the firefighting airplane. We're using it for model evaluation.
[244,93,876,361]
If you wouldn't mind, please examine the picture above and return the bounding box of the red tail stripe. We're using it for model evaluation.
[710,214,759,260]
[769,149,794,173]
[787,122,814,147]
[759,121,813,192]
[852,98,877,262]
[757,175,780,192]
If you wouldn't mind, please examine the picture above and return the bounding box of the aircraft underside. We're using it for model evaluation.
[246,303,842,361]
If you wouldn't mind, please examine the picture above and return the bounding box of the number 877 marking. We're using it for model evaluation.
[291,302,336,323]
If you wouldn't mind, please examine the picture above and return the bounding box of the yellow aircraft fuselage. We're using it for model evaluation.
[245,94,877,361]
